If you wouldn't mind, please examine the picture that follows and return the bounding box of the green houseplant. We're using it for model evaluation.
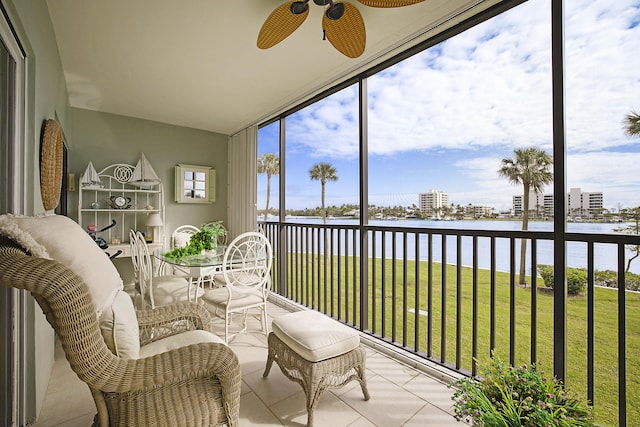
[164,222,225,259]
[451,354,594,426]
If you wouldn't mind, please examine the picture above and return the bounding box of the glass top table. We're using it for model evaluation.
[154,246,226,268]
[153,247,227,300]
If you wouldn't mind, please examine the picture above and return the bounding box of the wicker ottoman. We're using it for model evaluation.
[263,310,370,427]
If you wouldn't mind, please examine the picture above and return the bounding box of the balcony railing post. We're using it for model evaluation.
[358,78,369,333]
[551,0,568,382]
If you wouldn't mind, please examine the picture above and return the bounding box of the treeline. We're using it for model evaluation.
[260,203,426,219]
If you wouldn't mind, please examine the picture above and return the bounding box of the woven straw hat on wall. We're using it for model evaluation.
[40,119,64,211]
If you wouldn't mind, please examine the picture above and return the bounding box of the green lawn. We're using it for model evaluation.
[283,254,640,426]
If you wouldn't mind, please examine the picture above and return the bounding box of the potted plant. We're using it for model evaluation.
[451,354,594,426]
[190,222,225,253]
[164,222,225,259]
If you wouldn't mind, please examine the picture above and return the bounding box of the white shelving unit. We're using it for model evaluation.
[78,163,165,257]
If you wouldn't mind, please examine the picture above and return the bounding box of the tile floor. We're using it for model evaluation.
[33,301,464,426]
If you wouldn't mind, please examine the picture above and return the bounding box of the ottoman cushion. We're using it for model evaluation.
[272,311,360,362]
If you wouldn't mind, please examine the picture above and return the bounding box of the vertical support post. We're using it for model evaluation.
[551,0,568,382]
[278,118,288,297]
[617,245,627,426]
[359,79,369,332]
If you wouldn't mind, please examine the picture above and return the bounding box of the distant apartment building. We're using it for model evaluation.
[512,187,603,218]
[513,191,554,217]
[567,187,604,218]
[466,204,495,218]
[419,190,449,214]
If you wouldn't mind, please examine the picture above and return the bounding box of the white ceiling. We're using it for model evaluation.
[45,0,500,135]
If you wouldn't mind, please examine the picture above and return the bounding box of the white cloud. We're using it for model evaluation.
[452,151,640,211]
[261,0,640,210]
[286,0,639,158]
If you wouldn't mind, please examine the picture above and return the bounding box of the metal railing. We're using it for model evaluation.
[260,220,639,426]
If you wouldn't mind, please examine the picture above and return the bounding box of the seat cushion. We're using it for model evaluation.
[202,286,265,309]
[150,276,204,306]
[139,329,226,358]
[99,290,140,359]
[272,311,360,362]
[0,213,124,315]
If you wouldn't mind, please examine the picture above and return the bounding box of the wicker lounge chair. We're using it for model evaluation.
[0,235,241,426]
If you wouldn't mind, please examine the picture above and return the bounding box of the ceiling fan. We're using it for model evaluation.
[257,0,425,59]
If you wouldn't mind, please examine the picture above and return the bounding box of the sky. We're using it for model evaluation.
[258,0,640,212]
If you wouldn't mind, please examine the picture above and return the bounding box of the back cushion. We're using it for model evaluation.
[0,213,124,315]
[100,290,140,358]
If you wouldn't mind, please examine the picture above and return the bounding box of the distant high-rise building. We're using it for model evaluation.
[512,187,603,218]
[513,191,553,217]
[419,190,449,215]
[567,187,603,218]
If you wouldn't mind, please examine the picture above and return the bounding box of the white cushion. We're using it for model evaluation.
[111,256,136,293]
[0,213,124,315]
[99,290,140,359]
[202,286,263,309]
[150,276,204,306]
[139,329,226,358]
[272,311,360,362]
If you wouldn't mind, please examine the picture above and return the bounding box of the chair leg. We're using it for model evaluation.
[356,364,370,401]
[224,310,230,344]
[261,304,269,337]
[262,336,275,377]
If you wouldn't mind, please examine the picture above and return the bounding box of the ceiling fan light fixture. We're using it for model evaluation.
[291,1,309,15]
[326,2,345,20]
[258,0,424,57]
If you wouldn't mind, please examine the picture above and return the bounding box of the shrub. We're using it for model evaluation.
[451,354,594,426]
[539,265,640,293]
[566,268,587,295]
[593,270,616,289]
[593,270,640,292]
[538,265,554,289]
[537,265,587,295]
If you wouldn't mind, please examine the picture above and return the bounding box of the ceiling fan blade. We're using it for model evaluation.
[357,0,424,7]
[257,1,309,49]
[322,2,366,58]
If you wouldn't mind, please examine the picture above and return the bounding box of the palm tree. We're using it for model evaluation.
[624,111,640,136]
[498,147,553,285]
[257,153,279,221]
[615,206,640,272]
[309,162,338,224]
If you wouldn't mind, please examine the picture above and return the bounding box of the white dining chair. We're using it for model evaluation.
[201,222,228,287]
[135,231,203,308]
[170,225,200,276]
[202,231,273,343]
[172,225,200,248]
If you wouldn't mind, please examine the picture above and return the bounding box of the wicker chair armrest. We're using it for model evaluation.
[107,342,241,426]
[136,301,214,346]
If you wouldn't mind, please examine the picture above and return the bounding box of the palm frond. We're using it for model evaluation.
[624,111,640,137]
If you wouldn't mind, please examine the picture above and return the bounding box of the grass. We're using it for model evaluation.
[282,253,640,427]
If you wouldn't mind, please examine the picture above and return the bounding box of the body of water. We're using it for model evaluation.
[280,218,639,275]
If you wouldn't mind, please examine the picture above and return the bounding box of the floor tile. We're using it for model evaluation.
[33,301,458,427]
[240,391,284,426]
[403,402,461,426]
[347,416,377,426]
[269,389,362,427]
[244,363,301,406]
[402,373,456,413]
[338,373,426,427]
[365,351,419,387]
